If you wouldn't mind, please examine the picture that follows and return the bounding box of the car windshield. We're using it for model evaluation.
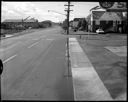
[1,1,127,101]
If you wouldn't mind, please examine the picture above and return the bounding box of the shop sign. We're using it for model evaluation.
[99,2,127,12]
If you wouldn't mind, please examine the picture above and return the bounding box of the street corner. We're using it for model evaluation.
[75,34,127,100]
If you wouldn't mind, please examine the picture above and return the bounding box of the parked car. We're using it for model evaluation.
[96,28,105,34]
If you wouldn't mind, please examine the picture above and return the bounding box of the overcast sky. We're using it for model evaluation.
[1,2,99,22]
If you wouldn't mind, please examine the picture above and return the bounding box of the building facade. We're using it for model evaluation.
[2,18,39,29]
[87,6,125,33]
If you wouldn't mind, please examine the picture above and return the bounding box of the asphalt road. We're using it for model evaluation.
[0,26,74,100]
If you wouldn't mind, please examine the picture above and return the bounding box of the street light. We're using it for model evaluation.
[48,10,67,26]
[48,10,67,16]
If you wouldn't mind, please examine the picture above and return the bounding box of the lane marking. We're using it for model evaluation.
[3,54,17,64]
[28,42,39,48]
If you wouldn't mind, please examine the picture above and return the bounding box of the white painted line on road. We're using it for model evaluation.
[3,54,17,64]
[28,42,39,48]
[5,34,13,38]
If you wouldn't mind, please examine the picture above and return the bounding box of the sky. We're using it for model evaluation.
[1,2,99,22]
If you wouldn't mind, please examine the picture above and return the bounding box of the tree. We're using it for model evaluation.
[77,19,82,29]
[62,19,68,31]
[81,18,87,30]
[1,23,10,29]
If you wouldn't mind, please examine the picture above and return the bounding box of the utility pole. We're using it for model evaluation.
[64,1,73,77]
[64,1,73,35]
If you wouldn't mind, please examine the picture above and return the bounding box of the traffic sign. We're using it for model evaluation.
[99,2,127,12]
[99,2,114,9]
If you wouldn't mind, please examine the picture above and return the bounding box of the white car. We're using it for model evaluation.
[96,29,105,34]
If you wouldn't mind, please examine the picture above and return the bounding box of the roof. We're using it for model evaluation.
[41,20,52,23]
[90,6,106,12]
[24,18,37,22]
[3,18,37,23]
[3,19,23,22]
[90,6,101,11]
[92,11,123,21]
[92,11,105,20]
[100,12,122,21]
[73,18,85,21]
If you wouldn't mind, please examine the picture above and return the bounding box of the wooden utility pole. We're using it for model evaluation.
[64,1,73,35]
[64,2,73,77]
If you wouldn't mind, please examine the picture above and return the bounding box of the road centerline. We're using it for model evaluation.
[3,54,17,64]
[28,42,39,48]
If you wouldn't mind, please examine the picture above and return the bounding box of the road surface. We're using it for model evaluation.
[0,26,74,100]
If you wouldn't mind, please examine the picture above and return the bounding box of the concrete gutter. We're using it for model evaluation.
[69,38,113,101]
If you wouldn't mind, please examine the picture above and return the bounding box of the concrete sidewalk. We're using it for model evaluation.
[69,38,113,101]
